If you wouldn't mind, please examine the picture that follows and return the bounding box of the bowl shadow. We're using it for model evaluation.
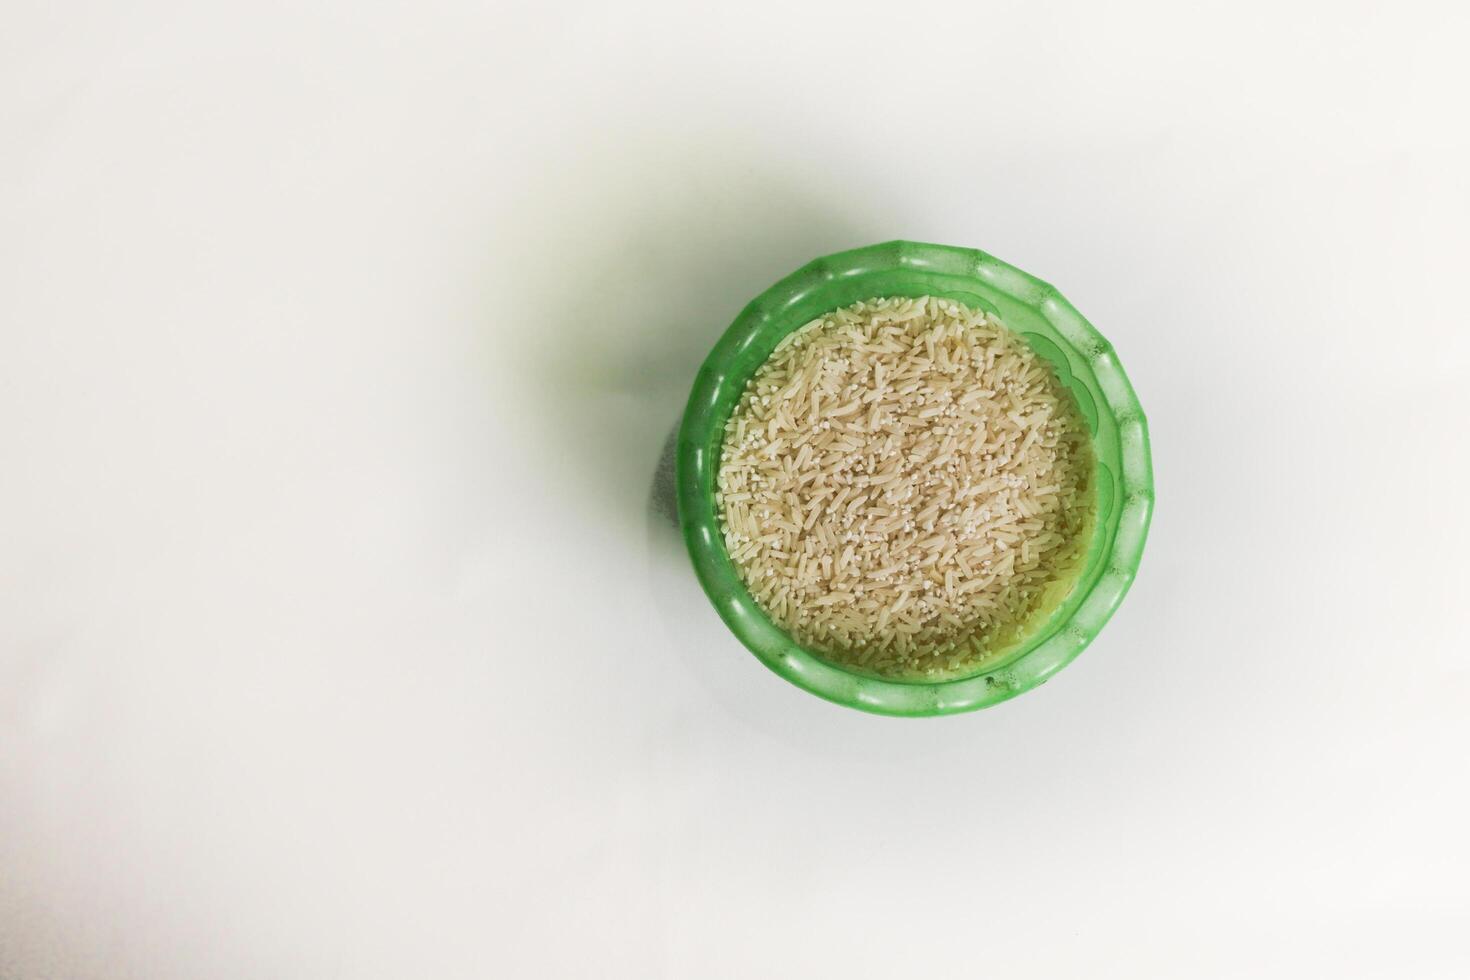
[502,130,867,550]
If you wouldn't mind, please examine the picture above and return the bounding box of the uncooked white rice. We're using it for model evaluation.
[716,296,1094,679]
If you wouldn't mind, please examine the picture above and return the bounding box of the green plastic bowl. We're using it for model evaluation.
[676,241,1152,716]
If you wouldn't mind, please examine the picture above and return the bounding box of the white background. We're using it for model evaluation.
[3,1,1468,977]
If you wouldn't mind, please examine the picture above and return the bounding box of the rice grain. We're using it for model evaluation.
[717,296,1095,679]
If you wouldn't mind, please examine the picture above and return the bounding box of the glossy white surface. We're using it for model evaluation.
[3,2,1468,977]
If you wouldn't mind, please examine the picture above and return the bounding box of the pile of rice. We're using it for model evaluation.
[716,296,1094,679]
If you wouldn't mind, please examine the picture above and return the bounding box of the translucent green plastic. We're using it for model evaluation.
[676,242,1153,716]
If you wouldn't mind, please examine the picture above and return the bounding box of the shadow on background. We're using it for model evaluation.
[648,423,678,533]
[501,126,865,550]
